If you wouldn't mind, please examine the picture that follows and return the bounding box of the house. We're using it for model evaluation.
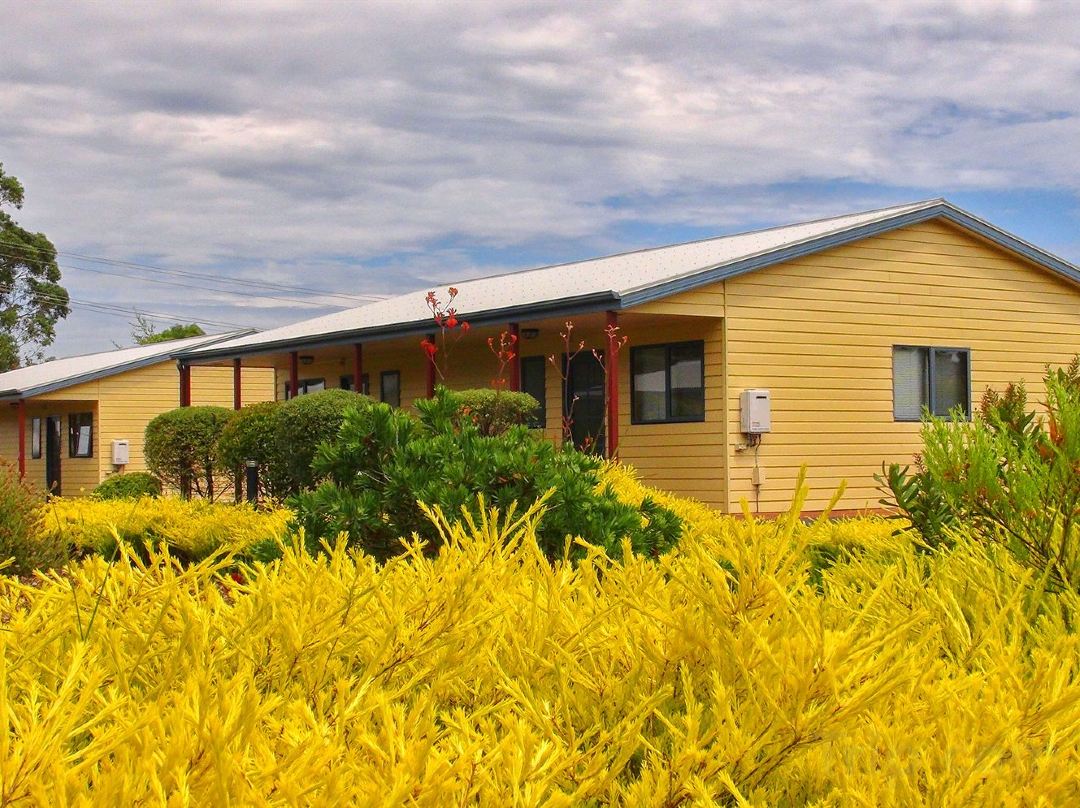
[0,333,275,495]
[176,200,1080,515]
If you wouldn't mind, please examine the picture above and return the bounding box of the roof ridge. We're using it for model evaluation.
[0,330,238,372]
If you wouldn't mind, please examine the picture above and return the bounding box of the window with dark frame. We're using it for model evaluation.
[630,341,705,424]
[339,374,370,395]
[68,412,93,458]
[893,345,971,420]
[381,371,400,407]
[282,378,325,400]
[520,356,546,429]
[31,417,41,459]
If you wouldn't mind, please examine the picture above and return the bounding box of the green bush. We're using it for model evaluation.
[273,389,371,495]
[0,462,64,575]
[145,406,234,500]
[218,401,283,498]
[92,472,163,500]
[879,358,1080,590]
[449,388,539,436]
[291,387,682,561]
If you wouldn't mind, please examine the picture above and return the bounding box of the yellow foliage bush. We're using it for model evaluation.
[4,477,1080,804]
[36,496,292,561]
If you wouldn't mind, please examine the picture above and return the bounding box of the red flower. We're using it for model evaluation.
[421,338,438,357]
[446,315,458,329]
[448,286,459,297]
[460,321,470,333]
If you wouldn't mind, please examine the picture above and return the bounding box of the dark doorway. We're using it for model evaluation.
[563,350,605,455]
[45,416,62,496]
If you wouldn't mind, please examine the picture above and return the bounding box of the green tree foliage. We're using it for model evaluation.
[130,314,205,345]
[879,358,1080,590]
[144,406,234,501]
[291,387,682,561]
[92,472,163,500]
[448,388,539,436]
[0,163,70,370]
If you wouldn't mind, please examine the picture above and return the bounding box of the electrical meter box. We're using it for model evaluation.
[111,439,130,466]
[740,389,772,434]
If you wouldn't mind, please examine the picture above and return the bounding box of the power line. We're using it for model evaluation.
[0,251,350,311]
[0,283,253,331]
[0,237,389,305]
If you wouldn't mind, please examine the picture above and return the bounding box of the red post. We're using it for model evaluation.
[16,400,26,478]
[426,333,437,398]
[179,363,192,407]
[509,322,521,391]
[289,351,299,399]
[232,358,242,410]
[353,343,363,394]
[606,310,619,459]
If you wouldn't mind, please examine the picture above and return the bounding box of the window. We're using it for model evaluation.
[631,341,705,424]
[521,356,546,428]
[31,417,41,459]
[381,371,400,407]
[893,346,970,420]
[282,378,325,400]
[68,412,93,458]
[339,374,370,395]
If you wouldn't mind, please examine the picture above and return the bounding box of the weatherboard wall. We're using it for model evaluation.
[0,362,275,495]
[722,218,1080,513]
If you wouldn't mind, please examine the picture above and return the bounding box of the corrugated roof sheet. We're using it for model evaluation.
[0,332,249,399]
[181,198,1079,358]
[181,200,944,356]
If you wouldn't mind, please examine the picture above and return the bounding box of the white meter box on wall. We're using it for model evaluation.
[111,439,130,466]
[740,389,771,434]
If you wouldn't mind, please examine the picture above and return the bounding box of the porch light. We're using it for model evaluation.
[521,328,540,339]
[299,355,315,365]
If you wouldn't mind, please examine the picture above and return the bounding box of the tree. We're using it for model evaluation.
[0,163,69,370]
[131,313,205,345]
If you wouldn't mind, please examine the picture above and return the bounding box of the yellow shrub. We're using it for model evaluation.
[3,482,1080,804]
[36,496,293,560]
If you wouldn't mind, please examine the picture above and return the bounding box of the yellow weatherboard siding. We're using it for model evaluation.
[0,361,274,495]
[723,218,1080,513]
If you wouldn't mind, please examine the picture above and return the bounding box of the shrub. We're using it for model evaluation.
[0,462,65,574]
[145,406,234,500]
[217,401,283,499]
[449,388,539,436]
[272,389,371,495]
[92,471,163,500]
[38,496,292,563]
[291,387,681,560]
[879,357,1080,590]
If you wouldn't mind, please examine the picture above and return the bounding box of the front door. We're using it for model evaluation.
[563,351,605,454]
[45,416,62,496]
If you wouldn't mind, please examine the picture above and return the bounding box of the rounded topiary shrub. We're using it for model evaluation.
[145,406,234,500]
[92,471,163,500]
[273,389,372,495]
[218,401,283,498]
[450,389,540,436]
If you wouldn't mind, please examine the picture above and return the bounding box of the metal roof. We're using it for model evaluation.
[179,199,1080,361]
[0,331,252,401]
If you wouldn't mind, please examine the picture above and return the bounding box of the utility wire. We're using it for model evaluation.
[0,250,350,311]
[0,283,254,331]
[0,237,389,305]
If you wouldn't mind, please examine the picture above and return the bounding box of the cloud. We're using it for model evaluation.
[0,0,1077,354]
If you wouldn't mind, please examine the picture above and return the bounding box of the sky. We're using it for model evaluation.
[1,0,1078,357]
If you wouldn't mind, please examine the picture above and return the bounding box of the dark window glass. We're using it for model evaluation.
[381,371,400,407]
[69,412,93,458]
[521,356,546,428]
[31,417,41,459]
[892,346,970,420]
[341,374,370,395]
[631,341,705,424]
[283,378,325,400]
